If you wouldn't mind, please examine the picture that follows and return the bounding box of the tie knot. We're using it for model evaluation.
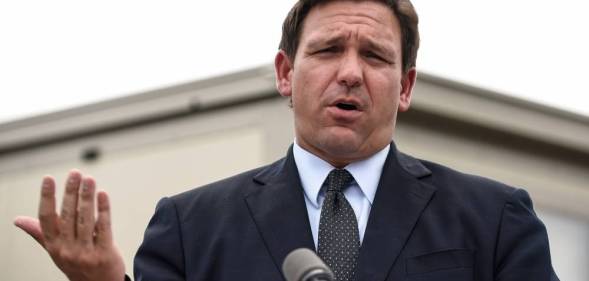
[326,169,353,192]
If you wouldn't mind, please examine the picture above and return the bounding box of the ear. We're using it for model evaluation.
[274,50,294,97]
[398,68,416,112]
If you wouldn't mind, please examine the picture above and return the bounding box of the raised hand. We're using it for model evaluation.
[14,170,126,281]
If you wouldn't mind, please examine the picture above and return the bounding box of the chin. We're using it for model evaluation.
[317,131,364,158]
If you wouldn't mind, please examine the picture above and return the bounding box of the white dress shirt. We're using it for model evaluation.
[293,141,390,249]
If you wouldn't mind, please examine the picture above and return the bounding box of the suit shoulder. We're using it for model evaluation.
[172,164,267,201]
[162,157,285,217]
[418,158,520,201]
[411,157,536,227]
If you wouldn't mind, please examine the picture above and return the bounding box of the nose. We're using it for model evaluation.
[337,52,363,88]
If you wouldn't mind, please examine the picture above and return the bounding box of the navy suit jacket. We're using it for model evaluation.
[133,144,558,280]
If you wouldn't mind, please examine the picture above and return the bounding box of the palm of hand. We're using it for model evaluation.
[14,170,126,281]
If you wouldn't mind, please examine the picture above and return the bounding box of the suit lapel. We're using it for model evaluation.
[244,146,315,275]
[243,144,436,280]
[356,145,437,281]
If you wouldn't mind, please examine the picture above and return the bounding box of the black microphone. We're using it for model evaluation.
[282,248,334,281]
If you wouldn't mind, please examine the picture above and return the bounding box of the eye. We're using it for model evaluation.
[315,46,338,54]
[365,52,384,61]
[364,51,392,65]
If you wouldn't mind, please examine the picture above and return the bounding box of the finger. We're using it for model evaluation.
[95,191,113,248]
[76,176,96,246]
[14,216,45,246]
[38,176,59,240]
[60,170,82,240]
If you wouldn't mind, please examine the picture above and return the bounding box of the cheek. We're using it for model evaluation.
[367,79,400,121]
[296,58,336,85]
[293,69,332,105]
[367,73,399,99]
[372,99,396,122]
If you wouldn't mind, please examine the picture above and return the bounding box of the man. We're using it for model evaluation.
[14,0,559,280]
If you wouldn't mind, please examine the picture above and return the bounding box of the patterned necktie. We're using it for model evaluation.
[317,169,360,281]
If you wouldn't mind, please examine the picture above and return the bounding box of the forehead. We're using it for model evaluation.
[300,1,401,46]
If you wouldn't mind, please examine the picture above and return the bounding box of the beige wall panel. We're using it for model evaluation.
[2,127,266,281]
[538,209,589,281]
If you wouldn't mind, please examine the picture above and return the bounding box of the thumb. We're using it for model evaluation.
[14,216,45,246]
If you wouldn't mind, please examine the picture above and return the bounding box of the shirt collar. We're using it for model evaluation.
[293,140,390,208]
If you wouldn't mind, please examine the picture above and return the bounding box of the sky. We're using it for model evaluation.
[1,0,588,124]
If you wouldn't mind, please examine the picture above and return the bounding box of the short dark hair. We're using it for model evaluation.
[279,0,420,74]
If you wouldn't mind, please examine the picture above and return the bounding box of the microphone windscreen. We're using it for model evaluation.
[282,248,334,281]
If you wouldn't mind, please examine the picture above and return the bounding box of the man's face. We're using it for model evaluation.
[275,0,416,167]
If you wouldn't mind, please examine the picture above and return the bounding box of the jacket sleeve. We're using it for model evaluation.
[133,197,186,281]
[494,188,559,281]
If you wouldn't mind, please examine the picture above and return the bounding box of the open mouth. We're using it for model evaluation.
[336,102,358,111]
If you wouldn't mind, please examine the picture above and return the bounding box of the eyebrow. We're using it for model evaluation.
[306,34,346,51]
[363,39,396,59]
[305,32,397,59]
